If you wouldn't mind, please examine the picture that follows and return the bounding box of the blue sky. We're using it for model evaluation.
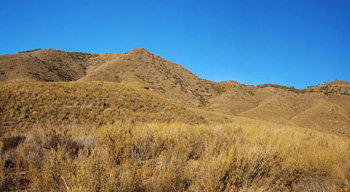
[1,0,349,88]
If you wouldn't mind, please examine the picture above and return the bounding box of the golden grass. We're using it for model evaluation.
[1,121,349,191]
[0,81,206,135]
[1,81,350,191]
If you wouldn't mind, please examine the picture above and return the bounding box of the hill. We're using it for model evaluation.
[1,48,350,134]
[0,48,225,105]
[1,49,350,191]
[80,47,228,105]
[304,80,350,96]
[0,81,206,135]
[206,83,350,135]
[0,49,95,82]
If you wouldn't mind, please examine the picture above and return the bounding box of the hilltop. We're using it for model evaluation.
[0,49,93,82]
[0,48,223,105]
[0,48,350,135]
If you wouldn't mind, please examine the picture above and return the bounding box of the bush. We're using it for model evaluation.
[1,136,25,152]
[18,49,42,53]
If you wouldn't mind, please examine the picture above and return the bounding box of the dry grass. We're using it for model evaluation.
[2,48,349,133]
[208,85,350,135]
[0,81,206,135]
[1,81,350,191]
[1,121,349,191]
[0,48,221,105]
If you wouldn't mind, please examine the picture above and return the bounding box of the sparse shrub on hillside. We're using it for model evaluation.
[18,49,43,53]
[67,51,97,60]
[257,84,307,93]
[320,85,329,91]
[248,90,255,96]
[114,75,121,83]
[210,83,226,94]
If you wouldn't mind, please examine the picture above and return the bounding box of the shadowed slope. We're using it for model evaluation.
[0,49,95,82]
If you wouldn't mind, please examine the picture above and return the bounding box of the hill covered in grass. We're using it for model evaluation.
[1,48,350,191]
[206,82,350,135]
[0,48,225,105]
[0,81,206,135]
[1,48,349,133]
[0,49,95,82]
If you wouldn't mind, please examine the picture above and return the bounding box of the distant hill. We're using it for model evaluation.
[304,80,350,96]
[0,49,93,82]
[0,48,349,135]
[0,48,225,105]
[206,83,350,134]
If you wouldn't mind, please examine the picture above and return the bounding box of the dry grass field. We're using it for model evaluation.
[1,121,350,191]
[1,48,350,191]
[0,81,205,135]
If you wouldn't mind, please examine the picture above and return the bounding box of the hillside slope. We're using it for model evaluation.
[206,83,350,134]
[0,49,96,82]
[0,81,206,135]
[80,47,224,105]
[0,48,227,105]
[1,48,350,134]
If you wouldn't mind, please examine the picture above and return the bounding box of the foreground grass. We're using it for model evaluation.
[1,122,349,191]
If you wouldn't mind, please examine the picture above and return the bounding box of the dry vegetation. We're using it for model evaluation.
[0,82,205,135]
[1,48,350,191]
[0,82,350,191]
[207,82,350,134]
[1,121,350,191]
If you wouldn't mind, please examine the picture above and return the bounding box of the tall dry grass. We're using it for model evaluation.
[1,121,349,191]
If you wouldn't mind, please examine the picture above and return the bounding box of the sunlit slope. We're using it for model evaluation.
[80,47,221,105]
[304,80,350,95]
[0,81,206,135]
[291,100,350,131]
[0,48,227,105]
[1,48,350,133]
[207,85,350,133]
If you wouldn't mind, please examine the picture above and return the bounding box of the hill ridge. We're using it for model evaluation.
[0,48,349,134]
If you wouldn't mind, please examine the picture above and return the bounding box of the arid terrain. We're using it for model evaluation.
[0,48,350,191]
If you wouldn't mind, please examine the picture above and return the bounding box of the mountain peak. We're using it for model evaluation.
[133,47,147,51]
[126,47,149,54]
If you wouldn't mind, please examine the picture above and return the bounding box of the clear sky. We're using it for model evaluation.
[1,0,349,88]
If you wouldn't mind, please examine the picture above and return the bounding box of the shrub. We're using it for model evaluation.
[18,49,42,53]
[210,83,226,94]
[1,136,25,152]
